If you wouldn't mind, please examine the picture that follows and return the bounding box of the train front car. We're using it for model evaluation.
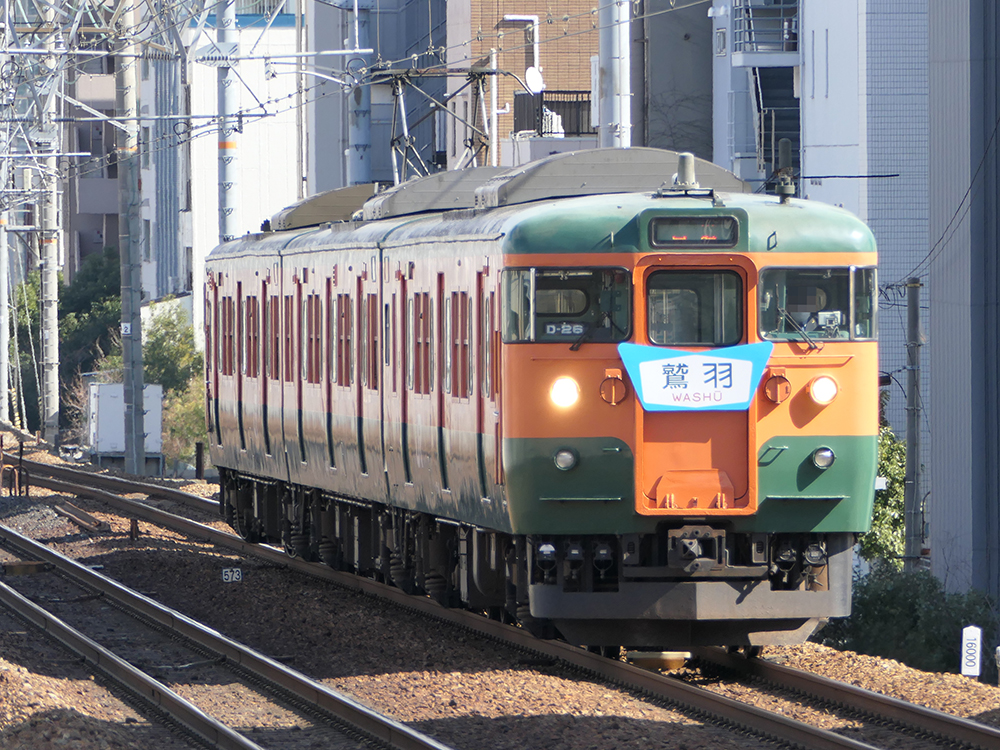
[500,180,877,649]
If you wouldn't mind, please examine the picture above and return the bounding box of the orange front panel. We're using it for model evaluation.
[639,411,751,513]
[501,348,637,441]
[757,343,878,439]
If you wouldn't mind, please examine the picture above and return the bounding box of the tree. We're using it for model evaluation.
[858,424,906,567]
[143,303,203,395]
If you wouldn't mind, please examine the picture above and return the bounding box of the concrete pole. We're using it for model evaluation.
[218,0,238,242]
[0,192,8,426]
[40,6,59,443]
[117,7,145,474]
[903,278,922,571]
[0,0,10,426]
[489,49,498,167]
[347,0,371,185]
[598,0,631,148]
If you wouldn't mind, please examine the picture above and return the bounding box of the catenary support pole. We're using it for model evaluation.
[347,0,371,185]
[117,6,145,475]
[903,277,922,571]
[0,1,9,426]
[598,0,631,148]
[40,4,60,443]
[218,0,238,242]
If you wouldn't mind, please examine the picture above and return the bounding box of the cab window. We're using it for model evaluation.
[647,270,741,346]
[501,268,631,344]
[758,267,877,342]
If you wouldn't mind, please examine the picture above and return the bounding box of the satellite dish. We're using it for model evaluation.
[525,66,545,95]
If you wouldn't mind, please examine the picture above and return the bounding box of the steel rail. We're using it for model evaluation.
[0,580,264,750]
[0,523,454,750]
[7,461,886,750]
[692,647,1000,750]
[10,456,220,515]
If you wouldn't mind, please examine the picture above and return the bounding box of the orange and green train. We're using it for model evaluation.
[206,148,877,649]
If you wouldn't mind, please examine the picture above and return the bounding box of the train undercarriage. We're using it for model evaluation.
[219,467,854,649]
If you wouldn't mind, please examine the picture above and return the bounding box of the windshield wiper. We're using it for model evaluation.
[570,321,597,351]
[777,306,821,350]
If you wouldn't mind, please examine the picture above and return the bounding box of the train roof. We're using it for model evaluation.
[269,148,750,230]
[208,150,874,263]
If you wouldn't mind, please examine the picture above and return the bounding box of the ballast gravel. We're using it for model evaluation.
[2,439,1000,750]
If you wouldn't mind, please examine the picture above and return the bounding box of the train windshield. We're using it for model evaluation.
[758,267,877,343]
[501,268,631,344]
[646,270,742,346]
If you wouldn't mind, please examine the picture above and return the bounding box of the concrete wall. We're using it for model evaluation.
[928,0,1000,596]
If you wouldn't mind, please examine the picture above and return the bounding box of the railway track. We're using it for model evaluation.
[7,454,1000,750]
[690,647,1000,750]
[0,524,453,750]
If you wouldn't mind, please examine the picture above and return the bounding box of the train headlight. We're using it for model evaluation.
[807,375,839,405]
[811,447,836,470]
[553,448,578,471]
[550,376,580,408]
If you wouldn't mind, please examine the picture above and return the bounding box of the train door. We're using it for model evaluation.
[261,279,271,455]
[266,280,284,462]
[476,269,501,499]
[208,283,221,446]
[436,273,450,490]
[633,259,757,515]
[356,255,386,499]
[236,281,246,450]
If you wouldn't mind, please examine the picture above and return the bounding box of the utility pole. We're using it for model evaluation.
[598,0,631,148]
[117,5,145,475]
[39,3,60,443]
[903,278,923,572]
[218,0,238,243]
[0,0,10,426]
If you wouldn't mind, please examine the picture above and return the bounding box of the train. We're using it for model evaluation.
[205,147,878,650]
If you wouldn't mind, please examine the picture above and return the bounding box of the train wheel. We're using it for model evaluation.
[234,510,259,543]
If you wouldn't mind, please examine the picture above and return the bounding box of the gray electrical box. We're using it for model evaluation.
[87,383,164,475]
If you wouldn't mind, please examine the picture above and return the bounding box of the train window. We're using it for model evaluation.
[758,267,877,342]
[501,268,631,344]
[246,296,259,378]
[649,216,738,248]
[647,270,741,346]
[268,296,279,380]
[283,296,294,382]
[305,294,321,384]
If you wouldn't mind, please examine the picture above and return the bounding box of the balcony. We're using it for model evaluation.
[731,0,799,68]
[513,91,596,137]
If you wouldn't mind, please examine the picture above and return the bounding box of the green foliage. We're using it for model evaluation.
[9,249,122,432]
[162,378,207,473]
[858,425,906,567]
[143,303,203,395]
[817,567,998,678]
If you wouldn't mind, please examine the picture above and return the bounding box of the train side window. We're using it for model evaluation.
[246,295,259,378]
[466,293,473,399]
[325,279,337,383]
[758,267,877,342]
[268,296,279,380]
[283,295,294,382]
[221,296,235,375]
[482,294,493,399]
[367,294,379,389]
[305,294,321,384]
[205,295,213,375]
[407,297,415,391]
[647,270,741,346]
[444,294,453,394]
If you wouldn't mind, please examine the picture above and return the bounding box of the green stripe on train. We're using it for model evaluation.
[502,434,876,536]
